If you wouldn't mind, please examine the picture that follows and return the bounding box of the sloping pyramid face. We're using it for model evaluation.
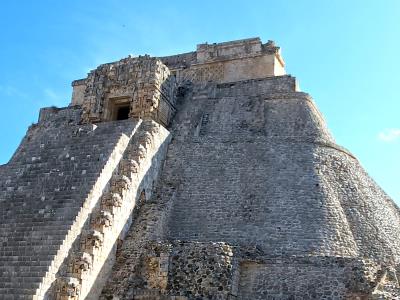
[101,80,400,299]
[1,38,400,300]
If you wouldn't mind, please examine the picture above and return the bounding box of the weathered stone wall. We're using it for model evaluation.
[215,76,298,96]
[162,79,400,261]
[159,52,197,70]
[162,81,359,258]
[238,259,348,299]
[104,241,238,299]
[238,256,400,299]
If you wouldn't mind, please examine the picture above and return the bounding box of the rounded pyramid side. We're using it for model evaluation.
[154,78,400,260]
[99,77,400,299]
[315,143,400,263]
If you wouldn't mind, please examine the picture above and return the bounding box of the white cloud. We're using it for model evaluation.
[378,128,400,142]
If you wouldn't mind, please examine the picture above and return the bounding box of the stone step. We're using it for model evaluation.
[0,292,35,299]
[0,255,53,262]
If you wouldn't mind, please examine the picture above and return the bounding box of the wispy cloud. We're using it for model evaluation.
[0,85,28,98]
[378,128,400,142]
[44,88,58,100]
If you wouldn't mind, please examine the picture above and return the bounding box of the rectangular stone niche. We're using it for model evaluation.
[108,97,132,121]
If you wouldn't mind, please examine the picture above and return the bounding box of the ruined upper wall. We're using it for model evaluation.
[71,38,286,115]
[160,37,285,84]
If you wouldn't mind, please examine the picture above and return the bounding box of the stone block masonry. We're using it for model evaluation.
[1,37,400,299]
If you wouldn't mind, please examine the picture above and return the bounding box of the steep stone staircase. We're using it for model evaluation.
[0,113,140,299]
[51,120,170,300]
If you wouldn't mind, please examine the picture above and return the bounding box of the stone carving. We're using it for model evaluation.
[262,39,281,54]
[102,193,123,208]
[56,277,81,299]
[132,145,147,160]
[92,210,113,232]
[120,158,140,176]
[111,175,131,193]
[72,252,93,278]
[83,229,104,253]
[138,131,154,149]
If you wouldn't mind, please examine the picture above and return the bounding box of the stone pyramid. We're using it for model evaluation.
[1,38,399,300]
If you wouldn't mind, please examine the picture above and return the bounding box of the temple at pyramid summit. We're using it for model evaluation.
[1,37,400,299]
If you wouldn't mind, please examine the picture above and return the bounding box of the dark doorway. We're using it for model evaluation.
[116,106,130,120]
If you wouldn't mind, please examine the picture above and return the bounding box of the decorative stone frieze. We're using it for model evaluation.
[178,63,224,85]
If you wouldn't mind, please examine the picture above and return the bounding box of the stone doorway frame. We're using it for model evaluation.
[106,96,132,121]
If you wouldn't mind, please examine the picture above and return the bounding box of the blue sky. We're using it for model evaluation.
[0,1,399,203]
